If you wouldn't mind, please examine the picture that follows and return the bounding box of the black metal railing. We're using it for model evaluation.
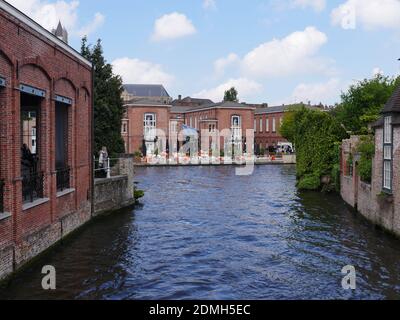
[22,172,44,203]
[0,179,4,212]
[56,167,70,192]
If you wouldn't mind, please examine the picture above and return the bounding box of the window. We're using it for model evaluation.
[384,116,392,143]
[254,119,257,132]
[266,117,269,132]
[259,118,263,133]
[170,121,177,133]
[384,161,392,190]
[122,122,127,134]
[194,117,197,129]
[190,117,193,128]
[383,116,392,192]
[144,113,156,140]
[55,102,70,191]
[231,116,242,142]
[272,117,276,132]
[21,93,44,203]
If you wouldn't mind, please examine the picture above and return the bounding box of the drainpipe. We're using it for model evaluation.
[90,64,95,217]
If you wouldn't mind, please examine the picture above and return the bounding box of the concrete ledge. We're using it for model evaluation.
[94,175,127,185]
[57,188,75,198]
[22,198,50,211]
[0,212,11,221]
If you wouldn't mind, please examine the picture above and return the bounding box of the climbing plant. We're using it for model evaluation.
[281,106,348,190]
[356,135,375,183]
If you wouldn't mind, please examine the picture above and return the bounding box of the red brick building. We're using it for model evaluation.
[254,105,287,151]
[122,93,256,156]
[0,1,92,279]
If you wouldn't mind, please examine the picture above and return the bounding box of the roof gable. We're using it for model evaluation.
[123,84,170,98]
[382,85,400,114]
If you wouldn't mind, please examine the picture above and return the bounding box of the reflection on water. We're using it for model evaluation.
[1,165,400,300]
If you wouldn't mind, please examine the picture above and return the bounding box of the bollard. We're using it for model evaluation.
[107,158,111,179]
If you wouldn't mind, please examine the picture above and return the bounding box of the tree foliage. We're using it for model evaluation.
[333,75,400,134]
[356,135,375,183]
[223,87,238,102]
[81,37,125,156]
[280,107,348,190]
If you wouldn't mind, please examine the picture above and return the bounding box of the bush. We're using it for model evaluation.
[297,174,321,190]
[357,136,375,183]
[280,106,348,190]
[331,142,341,192]
[133,150,142,158]
[133,186,144,204]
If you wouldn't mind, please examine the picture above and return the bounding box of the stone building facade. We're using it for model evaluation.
[340,85,400,237]
[0,1,93,279]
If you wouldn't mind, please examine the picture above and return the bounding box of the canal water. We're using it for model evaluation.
[1,165,400,300]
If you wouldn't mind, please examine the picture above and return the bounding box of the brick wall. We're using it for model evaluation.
[254,112,287,148]
[340,129,400,238]
[0,5,93,279]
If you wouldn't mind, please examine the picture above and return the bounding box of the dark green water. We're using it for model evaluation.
[1,165,400,300]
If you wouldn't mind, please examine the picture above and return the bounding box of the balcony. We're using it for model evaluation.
[56,167,71,192]
[22,171,44,203]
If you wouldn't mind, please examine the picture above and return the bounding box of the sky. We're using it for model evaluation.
[6,0,400,105]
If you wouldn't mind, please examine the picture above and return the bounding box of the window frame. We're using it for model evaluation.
[144,113,156,140]
[382,116,393,193]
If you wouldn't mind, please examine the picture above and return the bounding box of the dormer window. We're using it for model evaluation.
[383,116,392,192]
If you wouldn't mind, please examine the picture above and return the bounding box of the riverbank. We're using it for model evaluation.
[135,155,296,167]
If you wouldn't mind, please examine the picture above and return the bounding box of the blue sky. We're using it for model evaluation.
[8,0,400,105]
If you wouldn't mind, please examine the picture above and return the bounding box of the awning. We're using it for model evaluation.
[55,94,72,105]
[19,84,46,98]
[181,125,198,137]
[0,76,5,87]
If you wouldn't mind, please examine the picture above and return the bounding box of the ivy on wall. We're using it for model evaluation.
[356,136,375,184]
[281,106,348,190]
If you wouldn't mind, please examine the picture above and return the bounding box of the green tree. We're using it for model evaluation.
[280,107,347,190]
[81,37,125,156]
[333,74,400,134]
[224,87,238,102]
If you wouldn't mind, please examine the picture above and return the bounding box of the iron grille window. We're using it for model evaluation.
[22,171,44,203]
[56,167,70,192]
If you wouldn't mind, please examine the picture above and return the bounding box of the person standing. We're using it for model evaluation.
[98,146,109,177]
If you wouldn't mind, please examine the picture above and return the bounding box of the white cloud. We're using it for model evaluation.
[203,0,217,10]
[241,26,331,78]
[287,78,342,104]
[193,78,262,102]
[78,12,105,37]
[7,0,104,37]
[331,0,400,30]
[151,12,196,41]
[372,67,384,76]
[214,53,239,76]
[112,57,175,87]
[290,0,326,12]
